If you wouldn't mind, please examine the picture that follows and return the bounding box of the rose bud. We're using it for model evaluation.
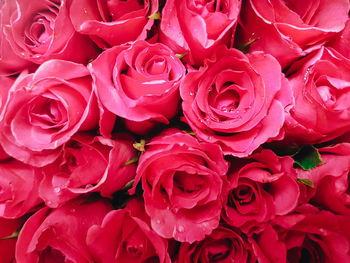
[39,133,136,208]
[131,129,229,243]
[0,0,97,71]
[181,46,292,157]
[89,40,186,135]
[0,59,99,167]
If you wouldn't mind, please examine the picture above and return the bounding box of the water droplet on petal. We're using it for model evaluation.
[177,225,184,233]
[54,187,61,193]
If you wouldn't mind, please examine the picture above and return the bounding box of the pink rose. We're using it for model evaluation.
[131,129,229,243]
[0,1,33,76]
[328,19,350,59]
[39,133,136,208]
[251,206,350,263]
[87,198,171,263]
[0,160,42,219]
[296,143,350,215]
[180,46,292,157]
[69,0,159,49]
[223,149,299,233]
[0,60,99,167]
[0,217,24,263]
[1,0,97,67]
[177,224,256,263]
[240,0,350,68]
[0,76,12,161]
[15,198,112,262]
[284,47,350,143]
[89,40,186,134]
[160,0,241,65]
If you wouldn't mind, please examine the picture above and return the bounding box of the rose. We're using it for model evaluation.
[222,149,299,234]
[39,132,136,208]
[250,206,350,263]
[89,40,186,134]
[0,76,12,161]
[328,19,350,59]
[180,46,292,157]
[0,160,42,219]
[160,0,241,66]
[177,224,256,263]
[0,1,33,76]
[0,59,99,167]
[1,0,98,67]
[69,0,159,49]
[131,129,229,243]
[240,0,350,68]
[284,47,350,144]
[296,143,350,215]
[87,198,171,263]
[15,198,112,262]
[0,217,24,263]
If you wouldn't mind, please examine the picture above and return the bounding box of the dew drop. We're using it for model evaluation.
[190,92,194,96]
[54,187,61,193]
[177,225,184,233]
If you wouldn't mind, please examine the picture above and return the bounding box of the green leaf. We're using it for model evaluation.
[292,145,324,170]
[297,178,315,188]
[148,12,160,20]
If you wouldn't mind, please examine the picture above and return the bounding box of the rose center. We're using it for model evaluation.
[204,239,232,262]
[173,172,204,194]
[215,89,240,113]
[146,57,167,75]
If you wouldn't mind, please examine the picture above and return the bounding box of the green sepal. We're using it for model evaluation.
[292,145,324,170]
[297,178,315,188]
[148,12,161,20]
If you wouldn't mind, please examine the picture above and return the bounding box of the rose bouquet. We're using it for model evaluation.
[0,0,350,262]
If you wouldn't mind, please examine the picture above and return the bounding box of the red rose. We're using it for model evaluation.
[177,224,256,263]
[0,160,42,219]
[39,132,136,208]
[160,0,241,65]
[69,0,159,49]
[181,46,292,157]
[15,198,112,262]
[240,0,350,68]
[251,206,350,263]
[223,149,299,234]
[0,60,99,167]
[89,40,186,134]
[87,198,171,263]
[1,0,97,67]
[284,47,350,143]
[131,129,229,243]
